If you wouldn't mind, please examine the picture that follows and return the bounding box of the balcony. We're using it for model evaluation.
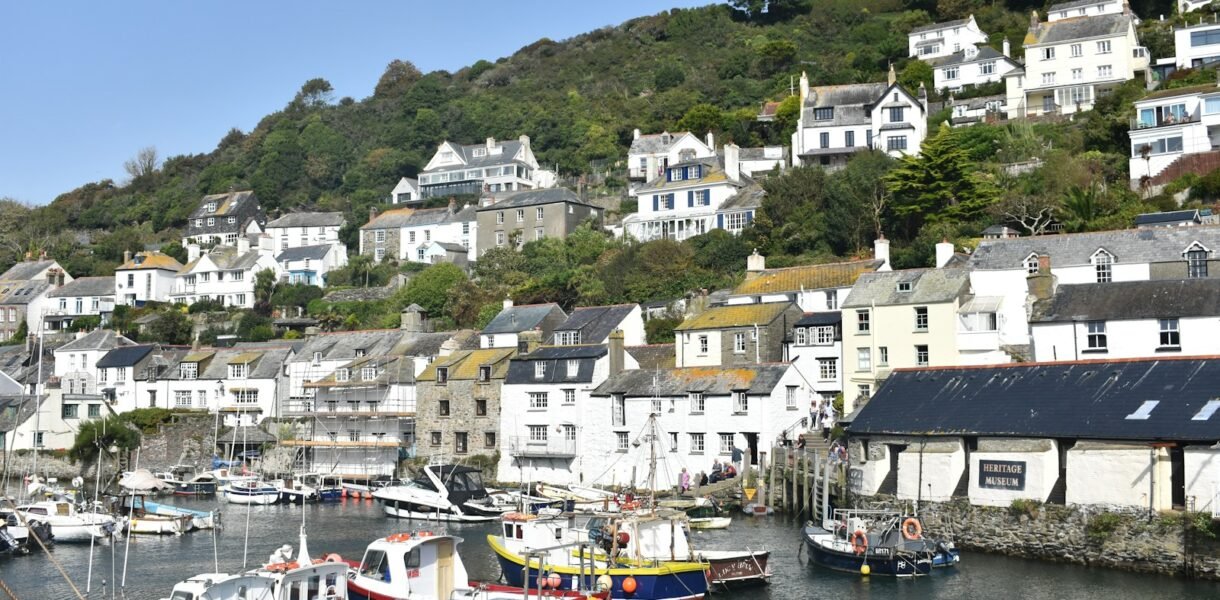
[957,330,1001,352]
[281,399,415,417]
[507,436,577,458]
[1131,113,1197,131]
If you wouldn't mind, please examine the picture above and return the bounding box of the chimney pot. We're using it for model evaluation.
[746,249,766,278]
[1002,37,1011,58]
[887,63,896,86]
[874,236,891,271]
[369,206,379,222]
[724,144,740,182]
[706,132,715,150]
[633,128,641,140]
[123,250,132,264]
[608,330,625,377]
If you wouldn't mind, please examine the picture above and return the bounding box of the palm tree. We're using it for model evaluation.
[1061,184,1100,233]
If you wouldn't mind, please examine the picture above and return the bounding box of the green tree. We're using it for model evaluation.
[398,263,468,318]
[160,241,187,264]
[676,104,724,136]
[898,60,933,96]
[753,38,798,76]
[146,310,193,345]
[654,64,686,92]
[69,416,140,465]
[885,124,999,237]
[373,59,423,99]
[254,269,277,306]
[753,166,832,256]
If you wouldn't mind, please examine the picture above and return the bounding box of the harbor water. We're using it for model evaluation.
[2,496,1219,599]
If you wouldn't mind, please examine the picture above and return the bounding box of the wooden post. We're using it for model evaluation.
[767,447,777,509]
[802,449,810,516]
[781,446,789,512]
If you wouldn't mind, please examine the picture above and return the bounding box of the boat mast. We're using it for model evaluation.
[30,327,44,487]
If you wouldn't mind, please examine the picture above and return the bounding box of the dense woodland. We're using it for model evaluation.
[5,0,1218,343]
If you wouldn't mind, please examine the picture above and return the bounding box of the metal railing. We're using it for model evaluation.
[281,399,416,415]
[506,436,578,458]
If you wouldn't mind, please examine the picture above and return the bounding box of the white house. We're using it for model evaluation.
[53,329,134,396]
[626,130,716,196]
[390,177,421,205]
[737,146,787,177]
[1031,279,1220,361]
[930,41,1022,92]
[0,259,70,341]
[948,94,1009,127]
[790,69,929,170]
[277,245,346,287]
[398,202,476,264]
[286,329,411,400]
[785,312,845,406]
[264,212,346,256]
[1174,22,1220,69]
[1126,83,1220,183]
[1046,0,1127,21]
[908,15,989,60]
[622,146,753,242]
[418,136,556,198]
[479,301,567,350]
[549,304,646,347]
[115,251,182,306]
[726,250,885,313]
[171,240,280,308]
[42,277,114,333]
[590,363,808,490]
[153,344,295,426]
[1005,10,1148,118]
[95,345,173,415]
[966,226,1220,354]
[497,339,640,486]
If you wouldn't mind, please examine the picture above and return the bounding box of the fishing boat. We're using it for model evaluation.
[160,528,349,600]
[275,475,320,505]
[342,531,609,600]
[802,509,959,577]
[14,499,121,542]
[489,512,709,600]
[113,495,193,535]
[222,480,280,505]
[657,497,731,529]
[174,473,219,496]
[372,465,498,522]
[299,473,343,502]
[143,500,219,530]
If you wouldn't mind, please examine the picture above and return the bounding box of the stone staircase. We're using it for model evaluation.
[1147,149,1220,187]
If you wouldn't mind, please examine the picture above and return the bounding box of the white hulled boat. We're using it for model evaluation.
[372,465,497,522]
[14,499,121,542]
[222,480,280,505]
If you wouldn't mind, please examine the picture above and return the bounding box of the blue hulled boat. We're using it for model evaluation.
[802,510,959,577]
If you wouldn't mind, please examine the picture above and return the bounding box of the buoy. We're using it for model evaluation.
[860,564,871,576]
[617,531,630,545]
[596,574,613,591]
[622,576,638,594]
[547,572,562,589]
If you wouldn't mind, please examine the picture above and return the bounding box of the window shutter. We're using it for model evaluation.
[653,195,659,211]
[688,190,694,207]
[717,214,724,229]
[666,169,672,182]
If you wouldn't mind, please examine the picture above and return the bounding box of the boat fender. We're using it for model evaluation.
[387,533,411,543]
[850,530,868,555]
[901,518,922,540]
[596,574,613,592]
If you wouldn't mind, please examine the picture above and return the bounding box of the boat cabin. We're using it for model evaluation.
[17,501,76,517]
[166,561,349,600]
[354,533,468,599]
[500,512,695,566]
[415,465,489,506]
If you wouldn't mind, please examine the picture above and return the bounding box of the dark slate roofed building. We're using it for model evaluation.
[968,226,1220,274]
[592,364,791,397]
[1029,13,1133,46]
[97,345,154,368]
[1033,279,1220,323]
[184,191,267,245]
[480,302,567,349]
[265,212,345,228]
[476,189,601,252]
[1135,210,1203,228]
[909,17,972,34]
[46,276,114,299]
[850,358,1220,443]
[275,245,332,263]
[550,304,640,346]
[505,345,607,384]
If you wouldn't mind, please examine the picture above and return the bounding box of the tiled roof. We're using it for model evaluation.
[627,345,676,371]
[1033,279,1220,322]
[850,358,1220,442]
[841,268,971,308]
[477,188,594,210]
[674,302,794,331]
[968,226,1220,270]
[417,347,515,381]
[734,259,882,296]
[46,276,114,298]
[361,207,416,230]
[117,252,182,272]
[592,364,790,396]
[266,212,345,228]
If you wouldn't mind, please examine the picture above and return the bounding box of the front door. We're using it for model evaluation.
[744,432,758,466]
[1042,95,1055,114]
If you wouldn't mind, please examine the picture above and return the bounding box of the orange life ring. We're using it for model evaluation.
[323,553,343,563]
[266,561,299,572]
[850,530,868,555]
[901,518,922,541]
[387,532,411,543]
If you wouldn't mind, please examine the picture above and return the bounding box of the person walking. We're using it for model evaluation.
[679,468,691,493]
[811,397,822,432]
[822,403,837,440]
[731,445,744,474]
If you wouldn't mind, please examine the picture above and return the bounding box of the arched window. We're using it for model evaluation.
[1091,249,1114,283]
[1023,253,1040,275]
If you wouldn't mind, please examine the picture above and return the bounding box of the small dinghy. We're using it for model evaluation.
[143,500,219,530]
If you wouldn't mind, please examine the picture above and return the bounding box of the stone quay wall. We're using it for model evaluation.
[856,496,1220,580]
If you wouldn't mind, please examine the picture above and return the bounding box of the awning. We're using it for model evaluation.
[958,296,1003,314]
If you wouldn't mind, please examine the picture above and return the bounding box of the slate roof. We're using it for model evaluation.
[592,364,791,396]
[803,82,890,127]
[505,345,607,384]
[56,329,134,353]
[182,247,264,273]
[306,355,416,387]
[0,261,56,282]
[478,188,594,210]
[190,191,257,218]
[1136,84,1219,103]
[426,139,528,173]
[417,347,516,381]
[849,358,1220,443]
[362,208,416,230]
[430,241,468,253]
[0,281,50,306]
[734,259,883,296]
[482,303,566,335]
[1033,279,1220,322]
[265,212,345,228]
[674,302,794,331]
[289,330,408,364]
[737,147,785,161]
[217,425,276,445]
[795,312,842,327]
[1135,210,1202,226]
[968,226,1220,270]
[719,184,765,211]
[46,277,114,298]
[627,345,676,371]
[636,158,742,194]
[1026,14,1132,46]
[97,345,155,368]
[909,17,971,34]
[841,268,971,308]
[0,395,45,433]
[393,330,478,357]
[628,131,696,155]
[927,46,1018,68]
[187,191,265,237]
[551,304,636,345]
[276,245,333,263]
[1048,0,1110,12]
[117,252,182,272]
[177,347,292,380]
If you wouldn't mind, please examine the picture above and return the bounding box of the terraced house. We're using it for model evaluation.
[673,301,803,368]
[182,190,267,246]
[475,188,601,252]
[415,347,516,459]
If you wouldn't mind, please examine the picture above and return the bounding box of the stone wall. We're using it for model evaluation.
[135,414,218,473]
[857,496,1220,580]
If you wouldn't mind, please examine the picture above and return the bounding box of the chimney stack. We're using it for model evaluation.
[369,206,379,223]
[187,243,201,262]
[486,137,496,150]
[706,132,715,150]
[633,128,641,140]
[724,143,740,182]
[448,196,457,214]
[123,250,132,264]
[608,329,625,377]
[935,239,954,268]
[503,296,514,310]
[1027,254,1057,303]
[874,236,891,271]
[746,249,766,280]
[799,71,810,105]
[518,328,543,355]
[237,235,250,254]
[1002,37,1011,58]
[1030,10,1040,30]
[518,134,530,149]
[887,63,896,86]
[400,304,424,332]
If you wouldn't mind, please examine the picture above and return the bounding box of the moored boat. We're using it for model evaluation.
[275,475,320,505]
[159,527,348,599]
[340,531,610,600]
[222,480,280,505]
[657,497,731,529]
[300,473,343,502]
[373,465,497,522]
[113,495,192,535]
[14,499,120,542]
[802,510,959,577]
[142,500,219,530]
[175,473,219,496]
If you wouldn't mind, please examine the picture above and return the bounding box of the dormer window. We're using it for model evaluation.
[472,148,486,157]
[813,107,833,121]
[355,348,366,357]
[897,282,912,293]
[361,366,377,381]
[336,368,350,382]
[1024,253,1040,275]
[1185,242,1210,278]
[566,360,579,378]
[205,202,216,213]
[1091,249,1114,283]
[436,367,448,385]
[478,366,491,382]
[312,352,321,365]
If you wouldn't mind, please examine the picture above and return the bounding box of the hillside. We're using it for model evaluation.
[0,0,1182,279]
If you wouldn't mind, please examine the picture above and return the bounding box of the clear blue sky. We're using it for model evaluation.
[0,1,710,206]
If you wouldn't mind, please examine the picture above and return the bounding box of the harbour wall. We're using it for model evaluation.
[857,496,1220,580]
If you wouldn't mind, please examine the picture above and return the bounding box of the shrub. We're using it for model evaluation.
[1009,498,1042,518]
[1086,512,1125,543]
